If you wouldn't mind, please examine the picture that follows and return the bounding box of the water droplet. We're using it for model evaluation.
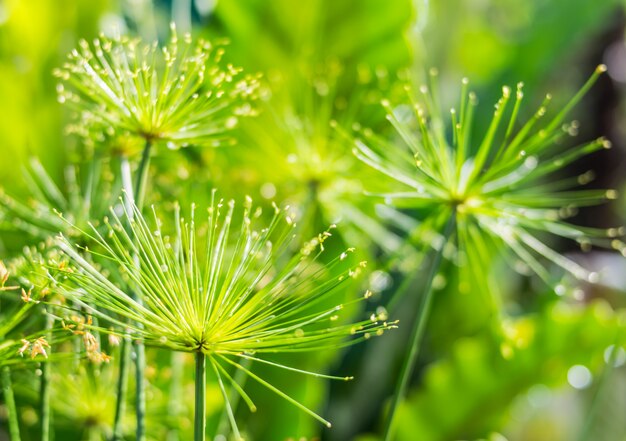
[567,365,592,389]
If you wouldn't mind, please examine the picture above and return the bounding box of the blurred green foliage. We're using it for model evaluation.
[1,0,625,440]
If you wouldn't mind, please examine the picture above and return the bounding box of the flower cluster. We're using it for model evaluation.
[355,66,618,290]
[54,24,261,153]
[54,193,396,432]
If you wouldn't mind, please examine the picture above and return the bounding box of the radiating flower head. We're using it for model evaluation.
[54,24,261,153]
[54,192,396,432]
[354,66,620,291]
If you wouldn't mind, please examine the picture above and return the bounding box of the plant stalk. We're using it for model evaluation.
[194,352,207,441]
[166,352,185,441]
[134,141,152,211]
[132,141,152,441]
[1,366,20,441]
[114,141,152,441]
[134,336,146,441]
[382,210,456,441]
[40,312,53,441]
[112,335,131,441]
[112,155,135,441]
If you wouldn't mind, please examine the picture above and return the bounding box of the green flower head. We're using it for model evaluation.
[54,24,261,153]
[355,66,620,290]
[54,192,395,432]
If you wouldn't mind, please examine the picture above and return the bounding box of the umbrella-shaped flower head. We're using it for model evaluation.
[54,192,395,435]
[354,66,620,291]
[54,24,261,153]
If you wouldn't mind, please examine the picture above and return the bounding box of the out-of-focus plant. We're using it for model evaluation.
[352,66,620,440]
[0,158,121,241]
[53,193,396,441]
[229,65,408,254]
[392,300,626,441]
[0,253,71,441]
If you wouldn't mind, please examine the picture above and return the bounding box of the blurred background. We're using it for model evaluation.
[1,0,626,440]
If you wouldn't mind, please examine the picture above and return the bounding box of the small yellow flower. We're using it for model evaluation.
[108,333,121,347]
[17,339,30,357]
[83,332,99,353]
[18,337,50,359]
[20,288,35,303]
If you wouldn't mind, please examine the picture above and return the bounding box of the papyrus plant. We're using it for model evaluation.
[53,192,396,441]
[53,26,261,440]
[0,256,72,441]
[54,23,260,153]
[352,66,620,440]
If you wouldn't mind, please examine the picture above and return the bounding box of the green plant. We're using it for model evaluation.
[1,3,625,440]
[351,66,619,440]
[53,193,395,440]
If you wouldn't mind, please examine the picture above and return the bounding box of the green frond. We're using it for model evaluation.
[53,193,396,428]
[354,66,618,287]
[0,158,121,240]
[54,24,261,153]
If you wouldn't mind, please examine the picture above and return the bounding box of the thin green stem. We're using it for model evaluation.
[40,312,53,441]
[166,352,184,441]
[215,358,252,439]
[134,338,146,441]
[134,141,153,211]
[87,425,101,441]
[133,140,152,441]
[1,366,20,441]
[383,210,456,441]
[112,155,135,441]
[117,141,152,441]
[194,352,206,441]
[112,336,130,441]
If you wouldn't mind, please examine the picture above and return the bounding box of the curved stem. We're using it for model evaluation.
[1,366,20,441]
[383,210,456,441]
[215,358,252,439]
[194,352,206,441]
